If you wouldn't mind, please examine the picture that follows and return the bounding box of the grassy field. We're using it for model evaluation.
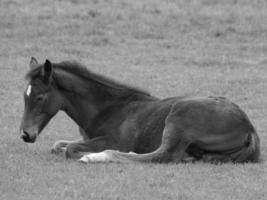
[0,0,267,199]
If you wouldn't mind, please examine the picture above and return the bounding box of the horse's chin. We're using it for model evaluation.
[23,137,36,143]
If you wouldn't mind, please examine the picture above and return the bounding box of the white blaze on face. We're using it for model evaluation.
[26,85,32,96]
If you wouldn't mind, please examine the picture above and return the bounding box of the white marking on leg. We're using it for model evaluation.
[79,151,112,163]
[79,154,90,163]
[26,85,32,96]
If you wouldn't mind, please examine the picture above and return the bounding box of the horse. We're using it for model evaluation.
[20,57,260,164]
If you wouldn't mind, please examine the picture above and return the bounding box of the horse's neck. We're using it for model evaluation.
[60,87,151,133]
[59,86,126,131]
[61,92,100,131]
[55,68,153,131]
[54,69,104,130]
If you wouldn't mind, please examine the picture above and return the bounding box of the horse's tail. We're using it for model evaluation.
[231,131,260,163]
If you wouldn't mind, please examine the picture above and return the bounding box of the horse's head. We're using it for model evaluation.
[20,57,62,143]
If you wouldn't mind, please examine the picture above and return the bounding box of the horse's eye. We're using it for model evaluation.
[36,95,44,101]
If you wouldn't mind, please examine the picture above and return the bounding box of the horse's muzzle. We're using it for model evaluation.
[21,130,37,143]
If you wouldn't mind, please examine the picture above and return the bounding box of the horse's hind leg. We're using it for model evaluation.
[171,139,193,163]
[80,122,191,163]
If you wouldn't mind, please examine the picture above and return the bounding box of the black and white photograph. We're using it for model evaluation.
[0,0,266,199]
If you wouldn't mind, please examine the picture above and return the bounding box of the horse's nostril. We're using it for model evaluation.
[22,131,29,138]
[21,131,34,142]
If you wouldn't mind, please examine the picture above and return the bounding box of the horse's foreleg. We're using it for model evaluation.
[51,127,88,154]
[51,139,82,154]
[65,136,116,159]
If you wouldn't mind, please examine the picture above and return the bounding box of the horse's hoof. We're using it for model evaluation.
[51,147,66,154]
[181,156,197,163]
[79,155,90,163]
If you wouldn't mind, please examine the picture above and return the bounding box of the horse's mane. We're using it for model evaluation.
[26,61,151,98]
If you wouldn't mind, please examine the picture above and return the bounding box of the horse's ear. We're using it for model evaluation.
[42,59,53,84]
[30,57,38,69]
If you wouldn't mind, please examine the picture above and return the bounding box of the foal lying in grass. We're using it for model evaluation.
[20,58,260,163]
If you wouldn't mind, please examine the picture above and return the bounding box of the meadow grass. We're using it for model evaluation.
[0,0,267,199]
